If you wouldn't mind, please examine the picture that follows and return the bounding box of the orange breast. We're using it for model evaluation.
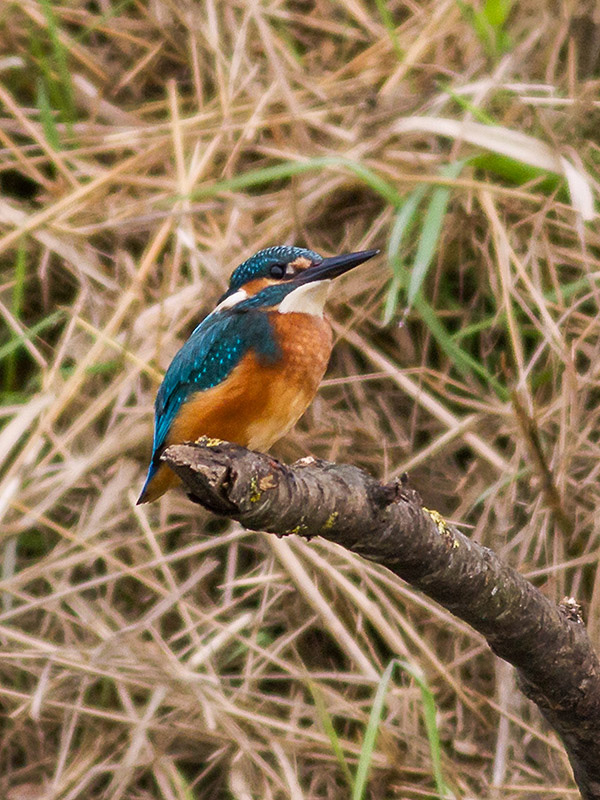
[243,311,333,450]
[145,312,333,502]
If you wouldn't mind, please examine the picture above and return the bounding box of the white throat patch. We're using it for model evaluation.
[278,280,331,317]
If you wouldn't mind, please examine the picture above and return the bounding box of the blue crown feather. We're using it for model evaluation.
[228,245,321,292]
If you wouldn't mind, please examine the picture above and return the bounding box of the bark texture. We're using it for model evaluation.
[163,439,600,800]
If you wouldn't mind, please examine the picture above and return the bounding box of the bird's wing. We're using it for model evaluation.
[151,310,280,459]
[152,314,238,455]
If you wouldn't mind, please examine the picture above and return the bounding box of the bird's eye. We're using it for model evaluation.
[269,263,286,278]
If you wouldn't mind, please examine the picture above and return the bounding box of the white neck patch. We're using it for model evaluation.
[278,280,331,317]
[212,288,248,314]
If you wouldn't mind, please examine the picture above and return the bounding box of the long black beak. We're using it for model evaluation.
[293,249,379,284]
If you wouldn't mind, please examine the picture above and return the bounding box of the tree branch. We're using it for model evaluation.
[163,439,600,800]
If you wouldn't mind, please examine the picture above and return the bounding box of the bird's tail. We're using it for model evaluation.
[136,461,179,504]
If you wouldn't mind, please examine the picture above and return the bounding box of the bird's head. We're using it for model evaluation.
[215,245,378,317]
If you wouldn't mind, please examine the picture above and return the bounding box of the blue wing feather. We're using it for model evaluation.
[150,308,281,462]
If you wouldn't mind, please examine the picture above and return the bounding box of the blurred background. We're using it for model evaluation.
[0,1,599,797]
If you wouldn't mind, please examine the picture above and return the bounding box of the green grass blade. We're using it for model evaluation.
[382,161,506,397]
[399,160,509,396]
[381,273,404,327]
[39,0,76,129]
[398,660,454,799]
[374,0,403,60]
[450,315,496,341]
[28,21,58,114]
[4,239,28,391]
[333,157,403,206]
[416,297,508,398]
[382,185,428,324]
[190,156,403,207]
[389,185,429,270]
[473,152,564,196]
[352,659,397,800]
[308,680,354,790]
[36,77,61,150]
[0,311,63,370]
[407,160,465,308]
[2,536,17,613]
[439,82,496,125]
[168,765,198,800]
[455,0,491,52]
[484,0,512,27]
[455,0,512,57]
[11,238,27,321]
[75,0,137,43]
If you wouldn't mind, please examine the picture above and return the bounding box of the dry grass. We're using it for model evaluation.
[1,1,599,798]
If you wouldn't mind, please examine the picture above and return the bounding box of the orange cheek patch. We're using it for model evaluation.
[242,277,275,296]
[289,256,313,272]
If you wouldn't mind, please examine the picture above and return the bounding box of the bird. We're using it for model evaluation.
[137,245,378,504]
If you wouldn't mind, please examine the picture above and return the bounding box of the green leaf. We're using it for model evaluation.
[416,298,508,399]
[456,0,513,57]
[39,0,76,129]
[389,185,429,271]
[374,0,403,60]
[439,82,496,125]
[407,160,465,308]
[472,152,563,196]
[484,0,512,27]
[4,239,28,391]
[0,311,63,374]
[381,273,404,327]
[190,156,403,208]
[382,185,428,325]
[398,660,454,799]
[353,659,397,800]
[75,0,137,43]
[308,680,354,790]
[36,77,61,150]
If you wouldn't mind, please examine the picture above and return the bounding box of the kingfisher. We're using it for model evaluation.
[137,245,378,504]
